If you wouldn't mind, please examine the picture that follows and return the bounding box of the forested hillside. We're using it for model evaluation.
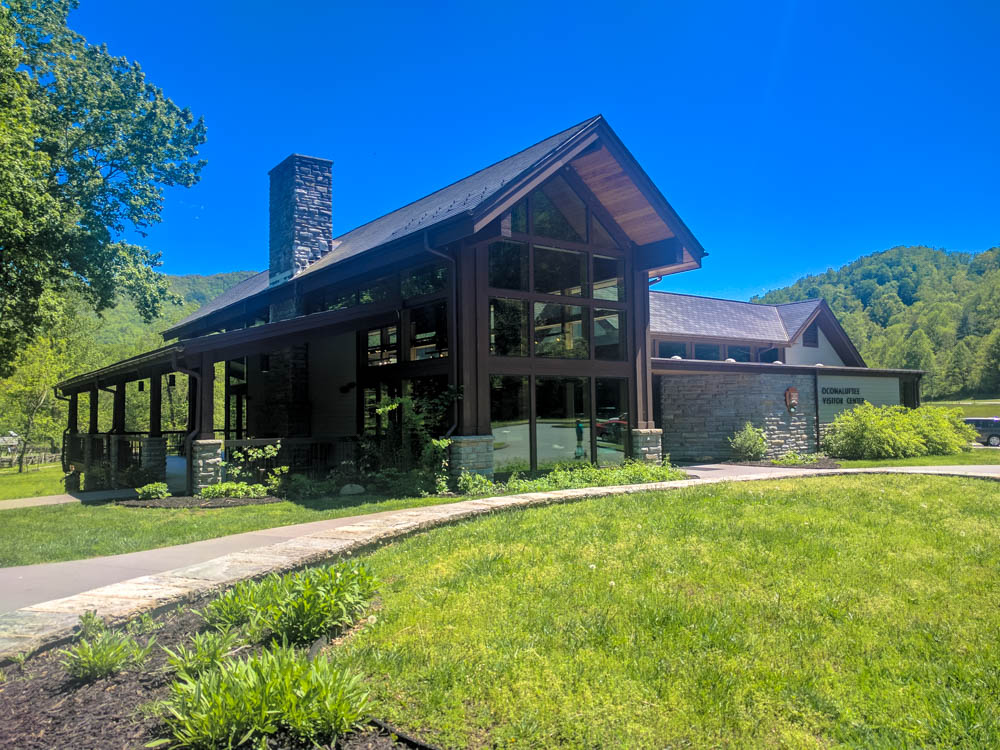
[0,271,256,459]
[753,246,1000,399]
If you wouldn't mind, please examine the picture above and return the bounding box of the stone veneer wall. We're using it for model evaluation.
[631,428,663,463]
[449,435,495,480]
[659,372,818,462]
[139,437,167,482]
[268,154,333,285]
[191,439,223,491]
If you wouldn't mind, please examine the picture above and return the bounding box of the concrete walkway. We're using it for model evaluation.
[0,488,137,510]
[1,464,997,662]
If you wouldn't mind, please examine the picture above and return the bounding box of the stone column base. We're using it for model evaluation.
[139,437,167,482]
[449,435,494,480]
[191,440,223,492]
[631,428,663,463]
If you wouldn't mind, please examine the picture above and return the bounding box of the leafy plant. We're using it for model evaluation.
[200,562,378,645]
[162,628,242,679]
[126,612,165,636]
[136,482,170,500]
[456,460,686,496]
[224,442,288,492]
[198,481,269,500]
[77,610,106,639]
[59,631,154,681]
[823,404,978,460]
[728,422,768,461]
[772,451,820,466]
[156,644,369,749]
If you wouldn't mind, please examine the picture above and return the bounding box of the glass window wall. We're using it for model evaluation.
[490,375,531,474]
[488,241,528,291]
[535,376,590,469]
[409,302,448,360]
[534,245,587,297]
[531,175,586,243]
[693,343,722,360]
[595,378,628,466]
[490,298,528,356]
[534,303,589,359]
[658,341,686,358]
[367,325,397,366]
[594,309,625,360]
[593,255,624,301]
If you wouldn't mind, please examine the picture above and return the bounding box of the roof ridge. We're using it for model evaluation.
[329,115,603,244]
[650,289,783,310]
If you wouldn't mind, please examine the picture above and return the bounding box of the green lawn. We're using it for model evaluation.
[839,447,1000,468]
[926,398,1000,418]
[0,464,66,501]
[333,475,1000,749]
[0,492,467,567]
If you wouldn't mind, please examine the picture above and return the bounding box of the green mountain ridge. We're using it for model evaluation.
[752,245,1000,398]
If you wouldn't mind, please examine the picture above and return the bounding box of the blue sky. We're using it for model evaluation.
[70,0,1000,300]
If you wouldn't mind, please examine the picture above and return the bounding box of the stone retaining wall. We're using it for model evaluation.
[191,440,223,491]
[660,372,818,462]
[449,435,495,479]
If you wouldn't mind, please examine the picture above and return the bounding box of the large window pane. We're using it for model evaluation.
[359,276,394,305]
[409,302,448,360]
[536,376,590,469]
[511,199,527,234]
[596,378,628,466]
[531,175,586,242]
[658,340,686,358]
[534,303,589,359]
[490,298,528,356]
[490,375,530,474]
[591,216,616,248]
[488,241,528,291]
[367,325,397,366]
[593,255,625,301]
[594,309,625,360]
[534,246,587,297]
[693,343,721,360]
[727,345,751,362]
[406,375,451,435]
[401,262,448,299]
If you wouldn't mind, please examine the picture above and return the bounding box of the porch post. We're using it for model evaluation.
[88,387,99,433]
[191,354,222,491]
[141,370,167,482]
[112,382,126,434]
[630,269,662,463]
[68,393,78,434]
[149,370,162,438]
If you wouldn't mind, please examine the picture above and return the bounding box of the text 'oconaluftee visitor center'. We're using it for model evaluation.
[57,116,922,490]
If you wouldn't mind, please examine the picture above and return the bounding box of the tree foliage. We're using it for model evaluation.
[755,246,1000,398]
[0,1,206,376]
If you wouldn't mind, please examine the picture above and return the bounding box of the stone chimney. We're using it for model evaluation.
[268,154,333,287]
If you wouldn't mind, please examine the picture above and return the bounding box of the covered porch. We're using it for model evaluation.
[57,297,420,494]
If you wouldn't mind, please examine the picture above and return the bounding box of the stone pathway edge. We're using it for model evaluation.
[1,466,996,664]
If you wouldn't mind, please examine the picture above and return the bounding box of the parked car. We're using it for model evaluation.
[596,414,628,442]
[965,417,1000,447]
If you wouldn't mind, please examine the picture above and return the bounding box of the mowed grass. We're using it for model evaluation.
[0,464,65,501]
[333,475,1000,749]
[839,447,1000,467]
[0,493,462,567]
[926,398,1000,418]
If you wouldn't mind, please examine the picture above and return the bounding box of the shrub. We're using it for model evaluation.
[771,450,820,466]
[158,644,369,749]
[162,628,242,679]
[136,482,170,500]
[457,460,686,496]
[198,481,269,499]
[728,422,768,461]
[77,610,106,639]
[60,631,154,681]
[200,561,378,645]
[283,474,340,500]
[823,403,978,459]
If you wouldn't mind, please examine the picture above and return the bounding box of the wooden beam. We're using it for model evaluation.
[198,353,215,440]
[88,388,99,433]
[635,238,683,273]
[112,383,126,434]
[149,369,162,438]
[68,393,78,434]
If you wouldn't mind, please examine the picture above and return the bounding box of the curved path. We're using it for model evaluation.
[0,464,997,662]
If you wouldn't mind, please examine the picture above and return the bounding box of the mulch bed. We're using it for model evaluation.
[115,495,285,509]
[725,457,843,469]
[0,601,420,750]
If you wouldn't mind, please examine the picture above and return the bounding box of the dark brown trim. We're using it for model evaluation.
[652,357,923,379]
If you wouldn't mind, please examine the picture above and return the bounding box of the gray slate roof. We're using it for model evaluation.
[169,116,600,334]
[650,291,822,344]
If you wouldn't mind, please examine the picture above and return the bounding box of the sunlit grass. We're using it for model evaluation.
[0,464,65,501]
[925,398,1000,418]
[334,475,1000,749]
[839,448,1000,467]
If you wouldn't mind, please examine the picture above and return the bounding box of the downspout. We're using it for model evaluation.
[425,230,459,438]
[172,352,200,496]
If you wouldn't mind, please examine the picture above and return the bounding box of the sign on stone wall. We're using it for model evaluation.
[817,374,900,423]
